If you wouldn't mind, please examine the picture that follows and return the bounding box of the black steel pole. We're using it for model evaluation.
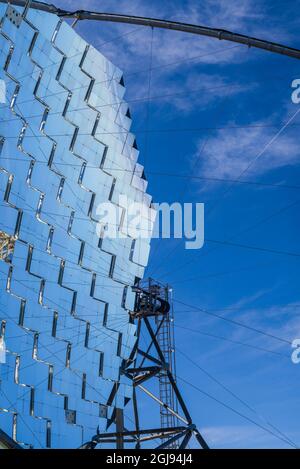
[144,317,167,364]
[179,430,192,449]
[2,0,300,60]
[132,387,141,449]
[142,317,209,448]
[115,408,124,449]
[194,428,210,450]
[155,429,188,449]
[139,316,165,368]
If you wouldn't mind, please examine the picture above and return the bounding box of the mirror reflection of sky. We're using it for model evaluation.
[57,0,300,448]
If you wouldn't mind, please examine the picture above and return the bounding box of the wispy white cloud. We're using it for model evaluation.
[56,0,298,118]
[238,302,300,344]
[202,423,293,448]
[90,0,253,71]
[61,0,295,68]
[139,72,256,114]
[226,288,274,311]
[194,115,300,181]
[180,298,300,364]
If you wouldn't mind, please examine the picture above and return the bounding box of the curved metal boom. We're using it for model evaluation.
[2,0,300,60]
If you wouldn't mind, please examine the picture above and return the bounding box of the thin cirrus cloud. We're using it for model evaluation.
[201,424,291,448]
[181,299,300,362]
[66,0,295,69]
[91,1,252,70]
[144,72,256,114]
[195,120,300,181]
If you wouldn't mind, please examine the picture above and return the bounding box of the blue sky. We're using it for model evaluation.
[56,0,300,448]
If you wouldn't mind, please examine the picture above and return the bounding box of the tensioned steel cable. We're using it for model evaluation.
[0,218,134,291]
[0,79,254,125]
[94,26,141,48]
[1,0,298,446]
[2,274,291,358]
[0,173,135,336]
[1,116,141,284]
[5,327,136,439]
[1,306,288,408]
[0,143,148,284]
[4,314,129,341]
[0,83,243,123]
[0,273,294,447]
[176,347,297,448]
[176,374,298,448]
[0,43,244,113]
[7,317,129,370]
[0,10,297,120]
[176,303,300,313]
[14,225,299,353]
[10,277,131,345]
[0,275,131,341]
[2,0,300,60]
[174,324,289,359]
[142,25,154,167]
[158,196,300,281]
[205,108,300,220]
[149,108,300,277]
[160,259,285,286]
[2,120,300,135]
[2,160,300,190]
[2,170,298,352]
[12,97,153,280]
[3,316,128,372]
[1,0,298,256]
[0,43,240,105]
[205,238,300,259]
[0,387,45,447]
[0,193,130,283]
[1,297,133,410]
[147,46,251,275]
[173,298,292,345]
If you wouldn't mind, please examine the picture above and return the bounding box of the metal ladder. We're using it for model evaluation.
[155,285,179,448]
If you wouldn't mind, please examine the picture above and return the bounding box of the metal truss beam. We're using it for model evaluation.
[2,0,300,60]
[156,429,188,450]
[80,309,209,450]
[137,384,188,426]
[179,431,192,449]
[0,429,22,449]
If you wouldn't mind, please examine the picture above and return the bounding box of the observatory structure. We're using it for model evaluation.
[0,3,154,448]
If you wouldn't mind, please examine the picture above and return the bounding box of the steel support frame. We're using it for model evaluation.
[81,316,209,449]
[84,426,194,448]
